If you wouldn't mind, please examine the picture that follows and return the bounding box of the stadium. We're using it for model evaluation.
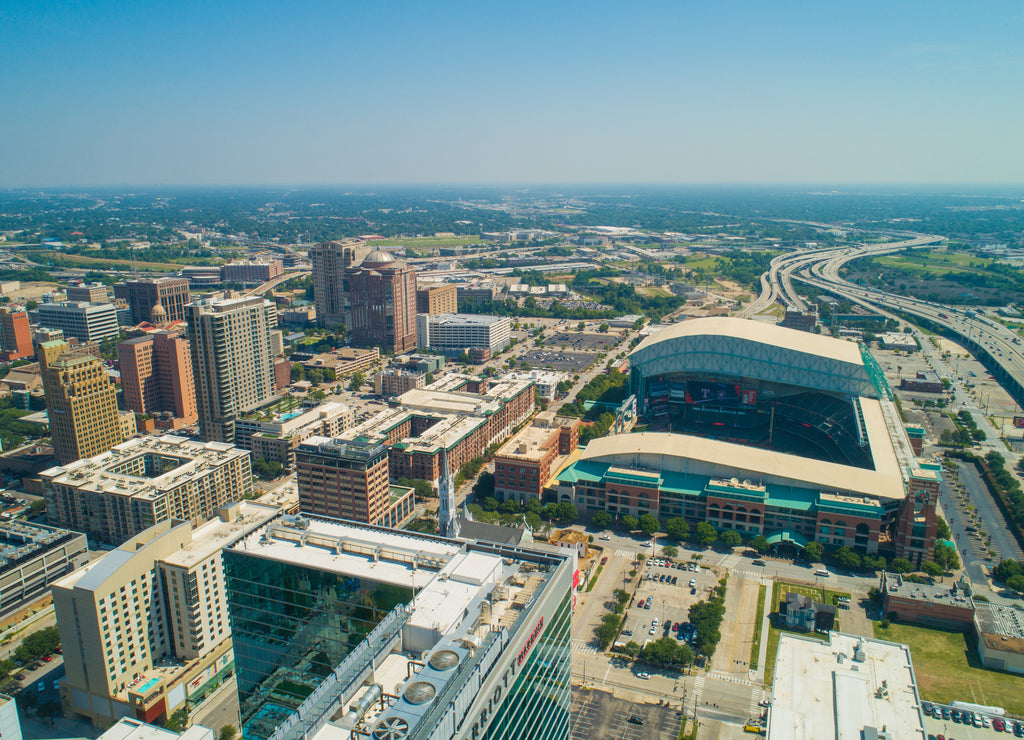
[555,317,939,564]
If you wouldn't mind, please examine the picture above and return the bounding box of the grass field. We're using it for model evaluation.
[874,621,1024,715]
[749,584,767,670]
[21,251,184,271]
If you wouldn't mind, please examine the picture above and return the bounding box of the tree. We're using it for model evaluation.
[424,372,435,385]
[348,371,365,391]
[598,323,610,333]
[662,545,678,559]
[862,554,888,572]
[591,510,613,528]
[665,517,689,541]
[993,560,1023,583]
[891,557,914,574]
[832,546,862,570]
[1007,575,1024,594]
[482,496,499,512]
[718,530,742,549]
[290,363,305,381]
[165,708,189,733]
[621,514,639,531]
[219,727,238,740]
[695,522,717,547]
[639,513,659,536]
[749,535,769,554]
[595,613,623,649]
[799,541,824,563]
[501,499,520,515]
[934,541,960,571]
[306,368,324,386]
[555,502,578,524]
[936,516,952,541]
[921,561,943,578]
[622,641,641,657]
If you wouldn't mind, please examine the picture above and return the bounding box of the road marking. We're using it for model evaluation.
[614,549,635,558]
[706,669,756,686]
[571,639,600,655]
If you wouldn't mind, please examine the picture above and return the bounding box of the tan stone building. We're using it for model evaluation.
[118,331,198,426]
[41,341,123,465]
[416,283,457,316]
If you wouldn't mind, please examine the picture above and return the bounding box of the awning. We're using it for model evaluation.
[766,530,809,548]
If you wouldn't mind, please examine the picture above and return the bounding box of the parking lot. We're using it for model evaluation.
[520,349,596,372]
[620,558,718,649]
[549,332,620,351]
[571,687,684,740]
[923,701,1024,739]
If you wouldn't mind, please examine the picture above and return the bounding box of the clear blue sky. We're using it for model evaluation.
[2,1,1022,186]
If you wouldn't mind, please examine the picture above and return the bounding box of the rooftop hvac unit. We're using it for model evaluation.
[373,717,411,740]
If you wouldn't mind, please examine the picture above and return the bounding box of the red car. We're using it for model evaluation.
[601,557,608,565]
[42,655,52,662]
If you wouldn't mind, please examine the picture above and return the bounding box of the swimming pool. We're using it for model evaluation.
[139,677,159,693]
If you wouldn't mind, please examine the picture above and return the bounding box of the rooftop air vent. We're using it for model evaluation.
[404,681,437,705]
[373,717,411,740]
[428,649,461,672]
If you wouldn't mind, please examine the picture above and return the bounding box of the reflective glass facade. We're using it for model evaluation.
[481,590,571,740]
[223,550,413,740]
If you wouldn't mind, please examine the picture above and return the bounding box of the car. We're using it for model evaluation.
[671,576,678,584]
[753,559,766,566]
[43,655,52,662]
[637,672,650,679]
[691,587,697,595]
[627,716,645,726]
[941,708,950,719]
[640,541,652,547]
[982,715,991,728]
[694,565,701,573]
[622,630,633,637]
[652,617,658,624]
[599,535,611,541]
[950,710,961,723]
[1014,721,1024,737]
[37,682,44,692]
[649,627,656,635]
[659,575,666,583]
[994,718,1006,731]
[676,562,685,570]
[601,557,608,565]
[689,579,697,587]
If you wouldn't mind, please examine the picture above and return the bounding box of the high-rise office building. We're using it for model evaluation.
[294,436,414,527]
[308,239,371,328]
[65,283,113,304]
[348,249,418,353]
[118,331,198,424]
[53,502,279,728]
[416,283,458,316]
[114,278,191,325]
[41,341,123,465]
[41,434,255,545]
[188,296,276,444]
[35,302,120,342]
[0,310,33,361]
[223,514,573,740]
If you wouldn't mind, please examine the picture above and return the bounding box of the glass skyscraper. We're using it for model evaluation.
[222,515,573,740]
[224,549,413,740]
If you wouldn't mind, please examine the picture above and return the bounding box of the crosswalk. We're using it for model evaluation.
[706,670,755,687]
[614,549,636,559]
[749,687,769,718]
[691,675,706,707]
[571,638,601,655]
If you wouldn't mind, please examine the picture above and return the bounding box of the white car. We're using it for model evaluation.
[599,535,611,541]
[689,579,697,588]
[637,672,650,679]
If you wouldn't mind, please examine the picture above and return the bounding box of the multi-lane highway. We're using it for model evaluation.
[746,234,1024,408]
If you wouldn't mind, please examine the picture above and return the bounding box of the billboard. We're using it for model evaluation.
[1014,416,1024,429]
[742,389,758,405]
[685,381,740,405]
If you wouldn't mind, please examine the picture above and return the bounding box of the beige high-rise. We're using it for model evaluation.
[41,341,123,465]
[308,239,371,328]
[53,502,279,728]
[188,295,276,444]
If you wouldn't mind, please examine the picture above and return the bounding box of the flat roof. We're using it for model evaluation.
[882,572,974,610]
[632,316,864,366]
[769,632,925,740]
[581,431,906,501]
[161,502,280,568]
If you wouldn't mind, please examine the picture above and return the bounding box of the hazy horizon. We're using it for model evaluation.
[3,1,1023,188]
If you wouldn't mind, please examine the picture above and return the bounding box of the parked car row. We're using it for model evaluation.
[922,702,1024,736]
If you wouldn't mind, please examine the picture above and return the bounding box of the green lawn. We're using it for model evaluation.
[749,584,767,670]
[874,621,1024,715]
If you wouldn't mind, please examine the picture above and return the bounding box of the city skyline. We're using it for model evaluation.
[2,1,1023,186]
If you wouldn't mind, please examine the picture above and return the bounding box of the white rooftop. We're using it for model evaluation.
[769,632,925,740]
